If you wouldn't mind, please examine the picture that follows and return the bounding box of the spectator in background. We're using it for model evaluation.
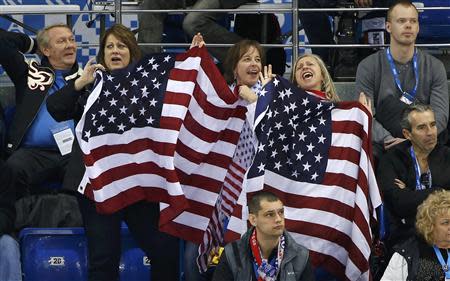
[298,0,394,70]
[212,190,315,281]
[0,162,21,281]
[137,0,197,54]
[138,0,286,75]
[182,0,257,66]
[0,24,80,203]
[355,0,448,158]
[381,190,450,281]
[377,104,450,248]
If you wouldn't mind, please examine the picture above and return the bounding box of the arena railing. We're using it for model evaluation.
[0,4,82,33]
[98,1,450,66]
[1,2,450,67]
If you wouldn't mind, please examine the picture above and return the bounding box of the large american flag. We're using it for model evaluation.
[75,47,248,239]
[225,76,382,281]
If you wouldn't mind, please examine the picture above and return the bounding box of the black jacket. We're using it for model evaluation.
[377,141,450,245]
[386,235,445,281]
[0,29,81,154]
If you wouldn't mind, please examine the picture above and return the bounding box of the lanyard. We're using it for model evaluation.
[433,245,450,279]
[409,146,432,190]
[386,47,419,103]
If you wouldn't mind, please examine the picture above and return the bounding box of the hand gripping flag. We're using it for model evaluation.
[75,47,248,240]
[225,76,382,281]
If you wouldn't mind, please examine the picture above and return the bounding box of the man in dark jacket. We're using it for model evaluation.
[0,24,81,197]
[377,103,450,247]
[212,190,315,281]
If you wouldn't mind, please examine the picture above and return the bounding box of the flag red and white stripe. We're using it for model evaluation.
[76,47,248,239]
[225,77,381,281]
[195,118,256,271]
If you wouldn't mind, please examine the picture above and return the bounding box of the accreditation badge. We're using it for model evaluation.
[399,92,413,105]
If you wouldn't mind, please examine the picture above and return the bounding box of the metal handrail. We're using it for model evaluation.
[2,2,450,65]
[105,2,450,64]
[1,5,448,15]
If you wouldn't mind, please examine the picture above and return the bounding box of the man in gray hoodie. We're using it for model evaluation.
[355,0,448,157]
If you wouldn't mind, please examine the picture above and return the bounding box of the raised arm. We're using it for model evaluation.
[0,29,37,89]
[47,58,106,122]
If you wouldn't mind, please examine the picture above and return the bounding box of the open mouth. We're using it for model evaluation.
[247,69,259,75]
[111,57,122,63]
[302,71,313,79]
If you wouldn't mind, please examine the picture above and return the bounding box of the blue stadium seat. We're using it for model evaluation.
[19,226,154,281]
[19,228,88,281]
[119,226,151,280]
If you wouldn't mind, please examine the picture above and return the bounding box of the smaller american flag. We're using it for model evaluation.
[196,118,256,271]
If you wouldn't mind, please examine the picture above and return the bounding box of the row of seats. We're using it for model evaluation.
[19,225,186,280]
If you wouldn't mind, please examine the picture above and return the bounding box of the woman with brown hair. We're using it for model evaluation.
[47,24,181,281]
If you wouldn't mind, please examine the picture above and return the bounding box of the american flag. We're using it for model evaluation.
[195,112,257,272]
[225,76,382,281]
[75,47,248,239]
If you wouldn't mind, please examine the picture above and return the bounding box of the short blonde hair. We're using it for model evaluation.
[36,23,72,50]
[290,53,339,102]
[416,190,450,245]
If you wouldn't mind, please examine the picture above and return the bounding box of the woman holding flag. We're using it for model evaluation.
[291,53,371,110]
[46,24,184,281]
[217,47,374,281]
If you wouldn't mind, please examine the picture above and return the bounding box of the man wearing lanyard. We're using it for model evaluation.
[355,0,449,159]
[377,104,450,248]
[212,190,315,281]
